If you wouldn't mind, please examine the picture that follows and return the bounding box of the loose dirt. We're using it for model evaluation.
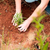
[0,0,50,50]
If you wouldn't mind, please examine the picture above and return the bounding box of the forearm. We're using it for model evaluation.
[30,4,47,18]
[15,0,21,13]
[28,0,49,22]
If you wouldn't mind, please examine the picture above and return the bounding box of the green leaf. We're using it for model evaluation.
[39,35,43,48]
[39,24,44,33]
[38,15,46,23]
[32,17,38,24]
[0,13,1,15]
[36,37,39,41]
[43,42,49,50]
[42,35,48,45]
[35,24,40,29]
[26,48,30,50]
[13,13,24,26]
[14,48,18,50]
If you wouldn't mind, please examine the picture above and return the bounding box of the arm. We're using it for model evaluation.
[28,0,49,22]
[15,0,21,13]
[12,0,21,26]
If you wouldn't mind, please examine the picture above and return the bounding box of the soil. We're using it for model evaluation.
[0,0,50,50]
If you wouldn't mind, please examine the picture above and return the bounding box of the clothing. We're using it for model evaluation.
[45,1,50,14]
[25,0,50,14]
[25,0,38,3]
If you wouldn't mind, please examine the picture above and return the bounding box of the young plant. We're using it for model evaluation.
[13,13,24,26]
[1,27,32,50]
[2,26,5,44]
[0,13,1,15]
[32,15,49,50]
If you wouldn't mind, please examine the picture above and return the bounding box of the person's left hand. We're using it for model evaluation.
[18,19,31,32]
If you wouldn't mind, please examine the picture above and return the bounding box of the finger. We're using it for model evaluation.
[14,13,16,16]
[14,23,17,26]
[18,27,23,31]
[18,27,24,32]
[18,27,26,32]
[11,19,14,23]
[23,29,27,32]
[14,13,16,17]
[20,27,24,32]
[13,23,15,26]
[18,25,22,28]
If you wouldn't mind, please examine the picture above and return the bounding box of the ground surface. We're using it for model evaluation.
[0,0,50,50]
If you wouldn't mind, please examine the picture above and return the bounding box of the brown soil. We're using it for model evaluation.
[0,0,50,50]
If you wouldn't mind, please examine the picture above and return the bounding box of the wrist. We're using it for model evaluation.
[16,10,21,13]
[16,7,21,13]
[27,17,33,23]
[27,13,38,23]
[30,12,38,18]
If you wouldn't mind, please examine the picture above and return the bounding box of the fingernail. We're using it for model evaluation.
[13,23,15,25]
[18,26,21,28]
[14,24,17,26]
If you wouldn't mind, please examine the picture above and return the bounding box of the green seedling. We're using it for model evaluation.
[2,26,5,44]
[13,13,24,26]
[1,28,34,50]
[32,15,49,50]
[0,13,1,15]
[1,27,35,50]
[6,32,9,46]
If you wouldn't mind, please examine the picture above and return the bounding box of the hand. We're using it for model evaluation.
[11,12,23,26]
[18,19,31,32]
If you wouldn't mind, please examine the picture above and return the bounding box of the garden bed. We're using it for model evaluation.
[0,0,50,50]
